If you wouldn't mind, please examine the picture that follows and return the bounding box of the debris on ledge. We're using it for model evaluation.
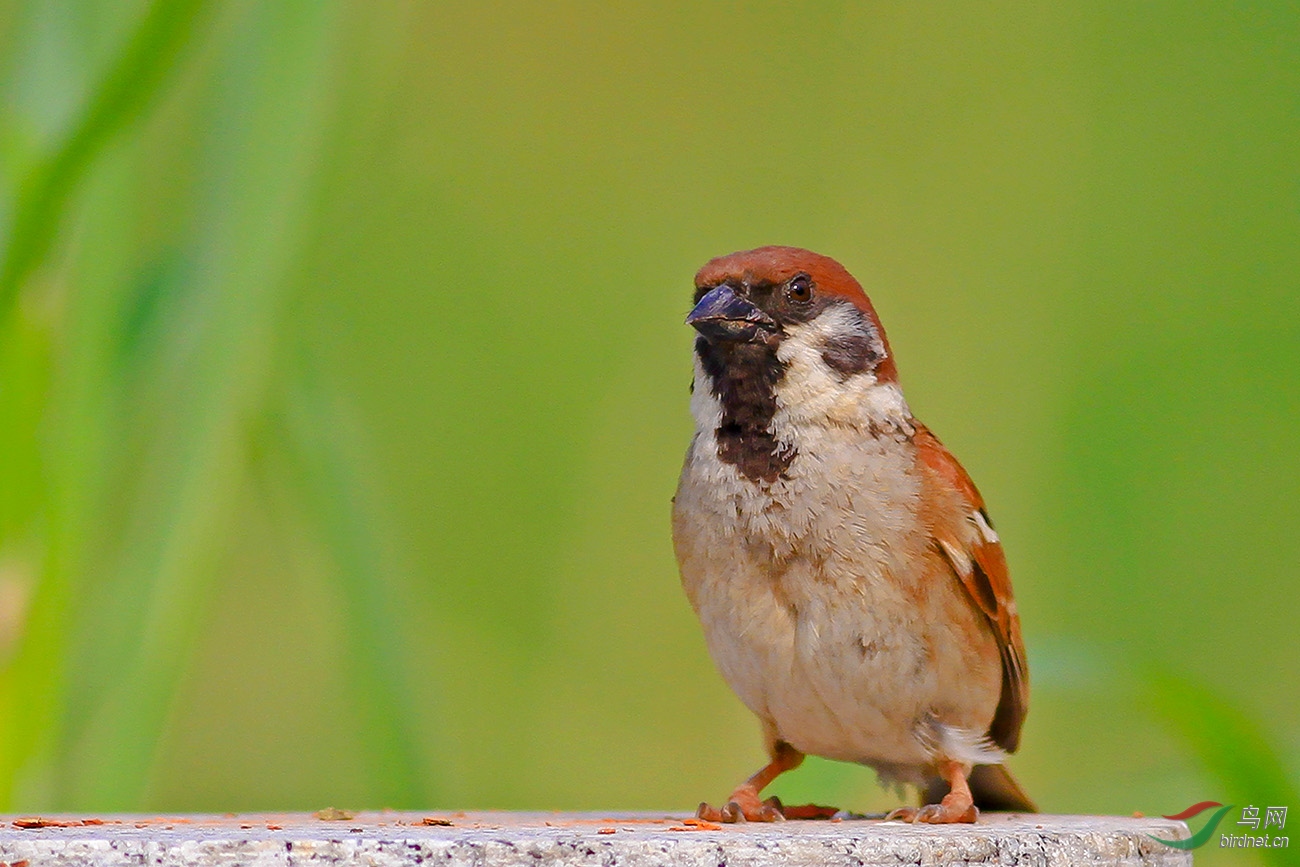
[0,810,1191,866]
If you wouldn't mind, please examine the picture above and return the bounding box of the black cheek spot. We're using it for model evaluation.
[821,333,881,378]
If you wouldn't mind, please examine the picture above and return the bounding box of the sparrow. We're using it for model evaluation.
[672,246,1034,824]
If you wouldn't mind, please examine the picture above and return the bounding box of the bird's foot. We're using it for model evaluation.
[697,794,839,823]
[697,794,783,823]
[885,790,978,824]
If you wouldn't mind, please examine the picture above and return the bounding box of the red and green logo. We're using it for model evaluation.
[1150,801,1234,850]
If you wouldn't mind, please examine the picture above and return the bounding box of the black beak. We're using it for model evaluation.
[686,285,777,343]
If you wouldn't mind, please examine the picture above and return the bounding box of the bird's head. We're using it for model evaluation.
[688,245,897,386]
[685,247,911,481]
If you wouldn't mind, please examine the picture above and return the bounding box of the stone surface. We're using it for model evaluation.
[0,811,1192,866]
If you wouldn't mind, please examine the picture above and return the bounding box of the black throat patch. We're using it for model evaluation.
[696,336,796,483]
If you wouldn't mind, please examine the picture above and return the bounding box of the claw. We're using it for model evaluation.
[885,806,918,823]
[916,804,944,822]
[917,799,978,824]
[696,796,788,823]
[697,795,836,822]
[696,802,723,823]
[885,797,978,824]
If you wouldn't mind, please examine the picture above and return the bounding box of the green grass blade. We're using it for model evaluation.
[0,0,211,318]
[0,34,208,783]
[51,0,342,807]
[267,350,431,806]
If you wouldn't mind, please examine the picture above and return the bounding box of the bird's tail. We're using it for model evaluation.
[923,764,1037,813]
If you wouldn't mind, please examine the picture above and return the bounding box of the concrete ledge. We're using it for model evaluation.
[0,811,1191,866]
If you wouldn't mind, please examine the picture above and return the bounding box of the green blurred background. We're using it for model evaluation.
[0,2,1296,862]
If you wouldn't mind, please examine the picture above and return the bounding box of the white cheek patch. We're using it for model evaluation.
[774,306,912,435]
[775,306,866,419]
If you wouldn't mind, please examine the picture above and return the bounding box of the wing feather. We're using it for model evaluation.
[913,423,1029,753]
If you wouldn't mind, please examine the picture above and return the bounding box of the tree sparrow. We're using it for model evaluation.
[672,246,1034,824]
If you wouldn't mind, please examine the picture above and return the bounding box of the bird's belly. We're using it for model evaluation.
[673,448,1001,772]
[692,551,942,767]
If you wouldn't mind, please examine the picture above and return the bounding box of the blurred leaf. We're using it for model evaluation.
[0,0,211,318]
[48,0,343,808]
[0,0,213,803]
[111,252,189,367]
[265,346,431,806]
[0,305,50,540]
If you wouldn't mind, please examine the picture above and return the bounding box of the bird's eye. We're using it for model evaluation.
[787,275,813,302]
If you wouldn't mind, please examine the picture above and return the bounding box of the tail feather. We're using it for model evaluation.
[923,764,1037,813]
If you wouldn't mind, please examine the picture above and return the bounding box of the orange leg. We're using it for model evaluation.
[886,760,978,824]
[697,742,840,823]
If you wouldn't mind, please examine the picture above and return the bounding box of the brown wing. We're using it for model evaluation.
[913,422,1029,753]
